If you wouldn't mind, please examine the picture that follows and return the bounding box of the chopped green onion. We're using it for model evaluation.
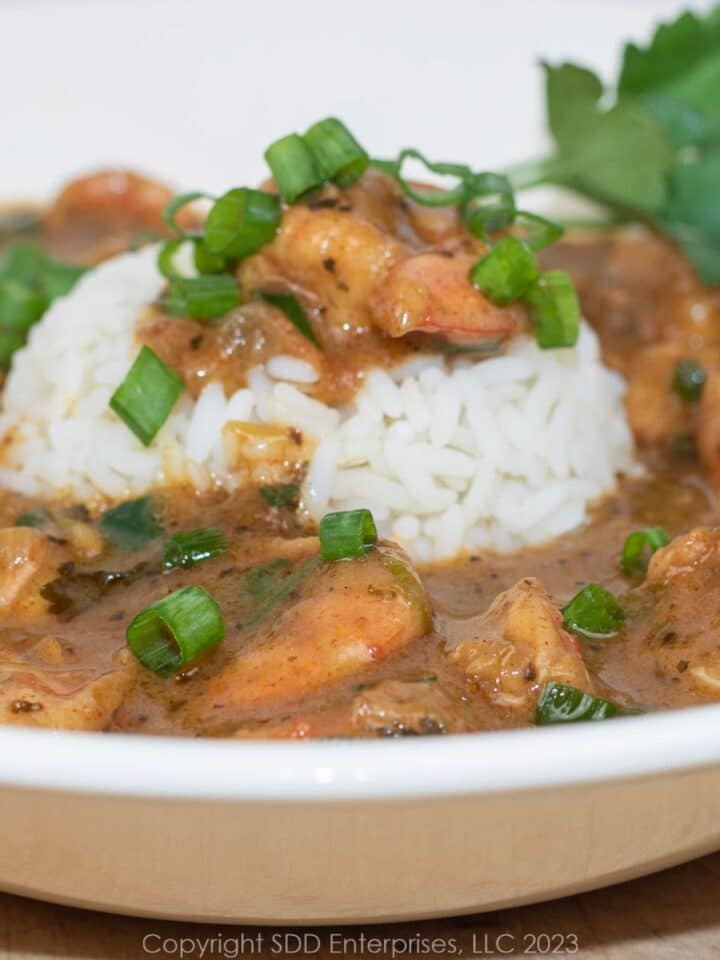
[127,585,224,677]
[527,270,580,349]
[469,236,539,306]
[303,117,369,188]
[162,275,240,320]
[256,290,320,347]
[534,682,622,724]
[15,506,51,528]
[373,149,472,207]
[243,555,321,627]
[0,331,25,370]
[109,346,184,446]
[265,134,324,203]
[620,526,670,577]
[162,192,211,237]
[99,496,164,551]
[319,509,378,562]
[192,240,227,275]
[259,483,300,508]
[157,239,192,279]
[462,172,516,237]
[671,359,706,404]
[513,211,564,252]
[562,583,625,638]
[204,188,282,260]
[0,279,47,334]
[163,527,228,569]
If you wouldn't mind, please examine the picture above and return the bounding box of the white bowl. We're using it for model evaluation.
[1,708,720,922]
[2,0,718,924]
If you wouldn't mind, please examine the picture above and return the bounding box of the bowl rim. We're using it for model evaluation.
[1,702,719,801]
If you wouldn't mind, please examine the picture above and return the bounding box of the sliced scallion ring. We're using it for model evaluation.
[162,192,212,237]
[527,270,580,349]
[319,509,378,562]
[373,148,473,207]
[561,583,625,638]
[204,187,281,260]
[469,236,540,306]
[534,682,624,724]
[303,117,369,188]
[109,346,185,446]
[265,134,324,203]
[157,239,195,280]
[127,585,224,677]
[620,526,670,577]
[461,171,516,237]
[163,527,228,569]
[513,210,564,252]
[162,275,240,320]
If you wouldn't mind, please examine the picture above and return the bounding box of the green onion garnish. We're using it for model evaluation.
[373,149,472,207]
[256,291,320,347]
[561,583,625,638]
[163,527,228,569]
[620,526,670,577]
[192,240,227,275]
[204,188,282,260]
[162,192,210,237]
[99,496,164,551]
[161,275,240,320]
[157,239,190,279]
[258,483,300,508]
[469,236,539,306]
[265,133,324,203]
[534,682,622,724]
[303,117,369,188]
[109,346,184,446]
[527,270,580,349]
[127,585,224,677]
[462,172,516,237]
[671,359,706,404]
[319,509,378,562]
[513,211,564,252]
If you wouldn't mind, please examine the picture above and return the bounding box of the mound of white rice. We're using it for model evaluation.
[0,246,635,561]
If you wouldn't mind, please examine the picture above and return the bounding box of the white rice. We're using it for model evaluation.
[0,246,636,561]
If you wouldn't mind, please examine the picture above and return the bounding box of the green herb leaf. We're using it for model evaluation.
[258,483,300,508]
[241,555,321,627]
[99,496,164,551]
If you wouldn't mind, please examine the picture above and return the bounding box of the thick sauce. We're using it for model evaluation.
[1,171,720,738]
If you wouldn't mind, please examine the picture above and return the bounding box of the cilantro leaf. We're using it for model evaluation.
[519,6,720,286]
[542,63,672,210]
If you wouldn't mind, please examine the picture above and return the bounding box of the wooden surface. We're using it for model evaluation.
[1,853,720,959]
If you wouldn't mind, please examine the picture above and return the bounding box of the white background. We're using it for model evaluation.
[0,0,714,202]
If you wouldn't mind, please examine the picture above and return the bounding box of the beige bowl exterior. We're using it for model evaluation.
[1,763,720,923]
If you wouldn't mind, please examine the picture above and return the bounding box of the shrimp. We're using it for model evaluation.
[443,578,591,719]
[369,251,523,343]
[43,169,178,262]
[238,169,522,346]
[616,527,720,701]
[189,543,432,727]
[0,528,69,619]
[0,639,136,731]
